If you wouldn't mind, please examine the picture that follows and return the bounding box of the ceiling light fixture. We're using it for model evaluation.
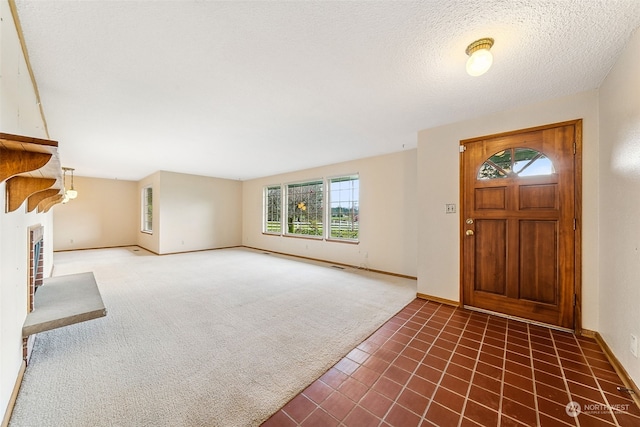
[465,38,494,76]
[62,167,78,201]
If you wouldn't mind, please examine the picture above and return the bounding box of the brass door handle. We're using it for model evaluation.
[466,230,474,236]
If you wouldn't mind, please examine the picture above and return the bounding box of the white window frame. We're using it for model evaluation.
[263,185,283,235]
[141,186,153,234]
[284,179,324,239]
[327,174,359,242]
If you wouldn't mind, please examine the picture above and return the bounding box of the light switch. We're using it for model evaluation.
[445,204,456,214]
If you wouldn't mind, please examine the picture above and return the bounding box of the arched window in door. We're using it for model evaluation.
[477,147,555,179]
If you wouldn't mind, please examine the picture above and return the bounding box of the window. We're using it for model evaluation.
[264,185,282,234]
[328,175,359,241]
[478,148,555,180]
[141,186,153,233]
[286,180,323,237]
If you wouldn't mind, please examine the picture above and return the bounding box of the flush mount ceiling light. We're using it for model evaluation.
[465,37,494,76]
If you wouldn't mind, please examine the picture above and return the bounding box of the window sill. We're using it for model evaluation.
[140,230,153,235]
[283,234,323,240]
[326,238,360,245]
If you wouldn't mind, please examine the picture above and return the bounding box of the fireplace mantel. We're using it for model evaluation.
[22,272,107,337]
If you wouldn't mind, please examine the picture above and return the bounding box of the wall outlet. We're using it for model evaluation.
[445,204,456,214]
[631,334,638,358]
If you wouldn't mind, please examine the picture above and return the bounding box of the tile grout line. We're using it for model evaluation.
[526,323,543,427]
[549,330,581,427]
[454,312,492,427]
[495,319,509,427]
[375,301,461,425]
[572,336,620,426]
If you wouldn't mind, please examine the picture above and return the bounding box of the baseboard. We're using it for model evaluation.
[582,329,640,411]
[1,361,26,427]
[242,246,418,280]
[416,293,460,307]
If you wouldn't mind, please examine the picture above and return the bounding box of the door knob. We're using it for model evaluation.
[466,230,474,236]
[466,218,474,224]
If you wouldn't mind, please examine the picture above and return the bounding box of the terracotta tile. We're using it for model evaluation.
[383,364,412,386]
[321,391,355,421]
[338,377,369,403]
[533,359,564,377]
[396,388,430,415]
[301,408,339,427]
[475,361,503,380]
[472,372,501,395]
[463,399,498,426]
[334,357,360,376]
[351,365,380,388]
[303,380,334,404]
[537,396,575,424]
[401,345,426,362]
[428,345,452,361]
[446,362,473,382]
[505,350,532,367]
[376,347,401,362]
[320,367,349,389]
[384,403,421,427]
[390,333,413,346]
[424,401,462,426]
[342,405,380,427]
[394,354,420,373]
[406,375,437,398]
[499,414,530,426]
[410,337,433,351]
[506,341,530,356]
[359,389,393,418]
[565,380,604,402]
[261,410,296,427]
[535,371,568,391]
[357,339,380,355]
[562,369,598,388]
[363,355,391,374]
[480,342,504,357]
[468,385,500,411]
[372,376,403,400]
[432,386,465,414]
[460,417,485,426]
[479,351,504,368]
[538,412,576,426]
[604,392,640,416]
[612,412,640,426]
[283,394,317,423]
[421,353,448,371]
[536,382,570,403]
[414,363,443,384]
[502,397,538,425]
[531,349,559,365]
[450,353,476,369]
[575,413,616,427]
[502,383,535,407]
[503,370,534,392]
[440,373,470,396]
[484,336,506,349]
[347,347,370,365]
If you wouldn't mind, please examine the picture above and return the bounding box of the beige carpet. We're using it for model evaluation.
[10,247,416,427]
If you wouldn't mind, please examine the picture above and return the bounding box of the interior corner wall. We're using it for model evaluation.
[53,176,138,251]
[242,149,418,277]
[136,171,161,254]
[155,171,242,254]
[597,27,640,387]
[416,90,600,330]
[0,0,54,421]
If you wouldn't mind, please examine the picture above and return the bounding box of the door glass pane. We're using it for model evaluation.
[477,148,554,180]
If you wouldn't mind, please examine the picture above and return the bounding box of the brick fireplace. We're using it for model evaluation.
[24,225,44,361]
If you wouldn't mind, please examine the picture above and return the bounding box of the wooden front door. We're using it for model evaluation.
[461,120,581,330]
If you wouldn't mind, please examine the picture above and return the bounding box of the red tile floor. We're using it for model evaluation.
[262,299,640,427]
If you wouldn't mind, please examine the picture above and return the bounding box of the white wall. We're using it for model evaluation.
[53,176,138,250]
[156,171,242,254]
[242,150,418,277]
[0,0,53,421]
[417,90,600,330]
[136,171,161,254]
[598,28,640,387]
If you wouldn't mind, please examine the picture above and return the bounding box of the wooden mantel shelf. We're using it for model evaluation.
[0,132,64,213]
[22,272,107,337]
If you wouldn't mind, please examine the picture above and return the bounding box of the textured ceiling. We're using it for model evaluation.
[14,0,640,181]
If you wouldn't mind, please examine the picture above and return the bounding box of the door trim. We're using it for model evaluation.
[459,119,583,332]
